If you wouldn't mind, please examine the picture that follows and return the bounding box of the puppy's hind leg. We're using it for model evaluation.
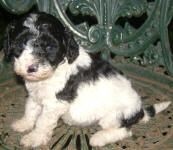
[90,127,132,147]
[90,113,132,147]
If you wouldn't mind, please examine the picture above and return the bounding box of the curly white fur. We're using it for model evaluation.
[11,46,136,146]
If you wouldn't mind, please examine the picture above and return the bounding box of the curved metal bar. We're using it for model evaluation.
[107,30,159,56]
[167,0,173,25]
[36,0,52,13]
[53,0,87,40]
[122,0,160,43]
[160,0,173,76]
[0,0,36,14]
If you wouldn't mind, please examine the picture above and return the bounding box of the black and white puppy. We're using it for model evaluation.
[3,12,171,148]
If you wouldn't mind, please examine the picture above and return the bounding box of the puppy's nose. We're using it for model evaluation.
[27,64,38,73]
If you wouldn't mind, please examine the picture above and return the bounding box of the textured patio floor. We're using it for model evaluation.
[0,60,173,150]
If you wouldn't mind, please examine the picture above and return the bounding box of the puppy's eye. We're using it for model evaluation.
[46,45,53,51]
[18,42,24,49]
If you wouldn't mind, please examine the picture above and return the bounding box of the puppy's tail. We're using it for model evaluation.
[141,101,171,123]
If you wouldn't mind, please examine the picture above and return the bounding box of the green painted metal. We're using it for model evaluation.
[0,0,36,14]
[51,0,173,75]
[0,0,172,76]
[160,0,173,75]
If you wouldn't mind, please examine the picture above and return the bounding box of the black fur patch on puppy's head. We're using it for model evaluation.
[3,12,79,65]
[3,12,79,81]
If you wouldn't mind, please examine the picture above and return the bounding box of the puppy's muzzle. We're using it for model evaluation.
[27,64,39,73]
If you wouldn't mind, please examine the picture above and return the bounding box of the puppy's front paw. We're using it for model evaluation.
[20,131,50,148]
[90,131,107,147]
[11,119,33,132]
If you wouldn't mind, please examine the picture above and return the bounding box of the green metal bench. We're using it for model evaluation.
[0,0,173,149]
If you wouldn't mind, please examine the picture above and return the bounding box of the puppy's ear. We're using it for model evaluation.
[3,21,16,60]
[63,27,79,64]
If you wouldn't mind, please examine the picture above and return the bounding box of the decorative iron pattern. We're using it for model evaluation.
[0,0,173,75]
[0,1,173,150]
[52,0,173,75]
